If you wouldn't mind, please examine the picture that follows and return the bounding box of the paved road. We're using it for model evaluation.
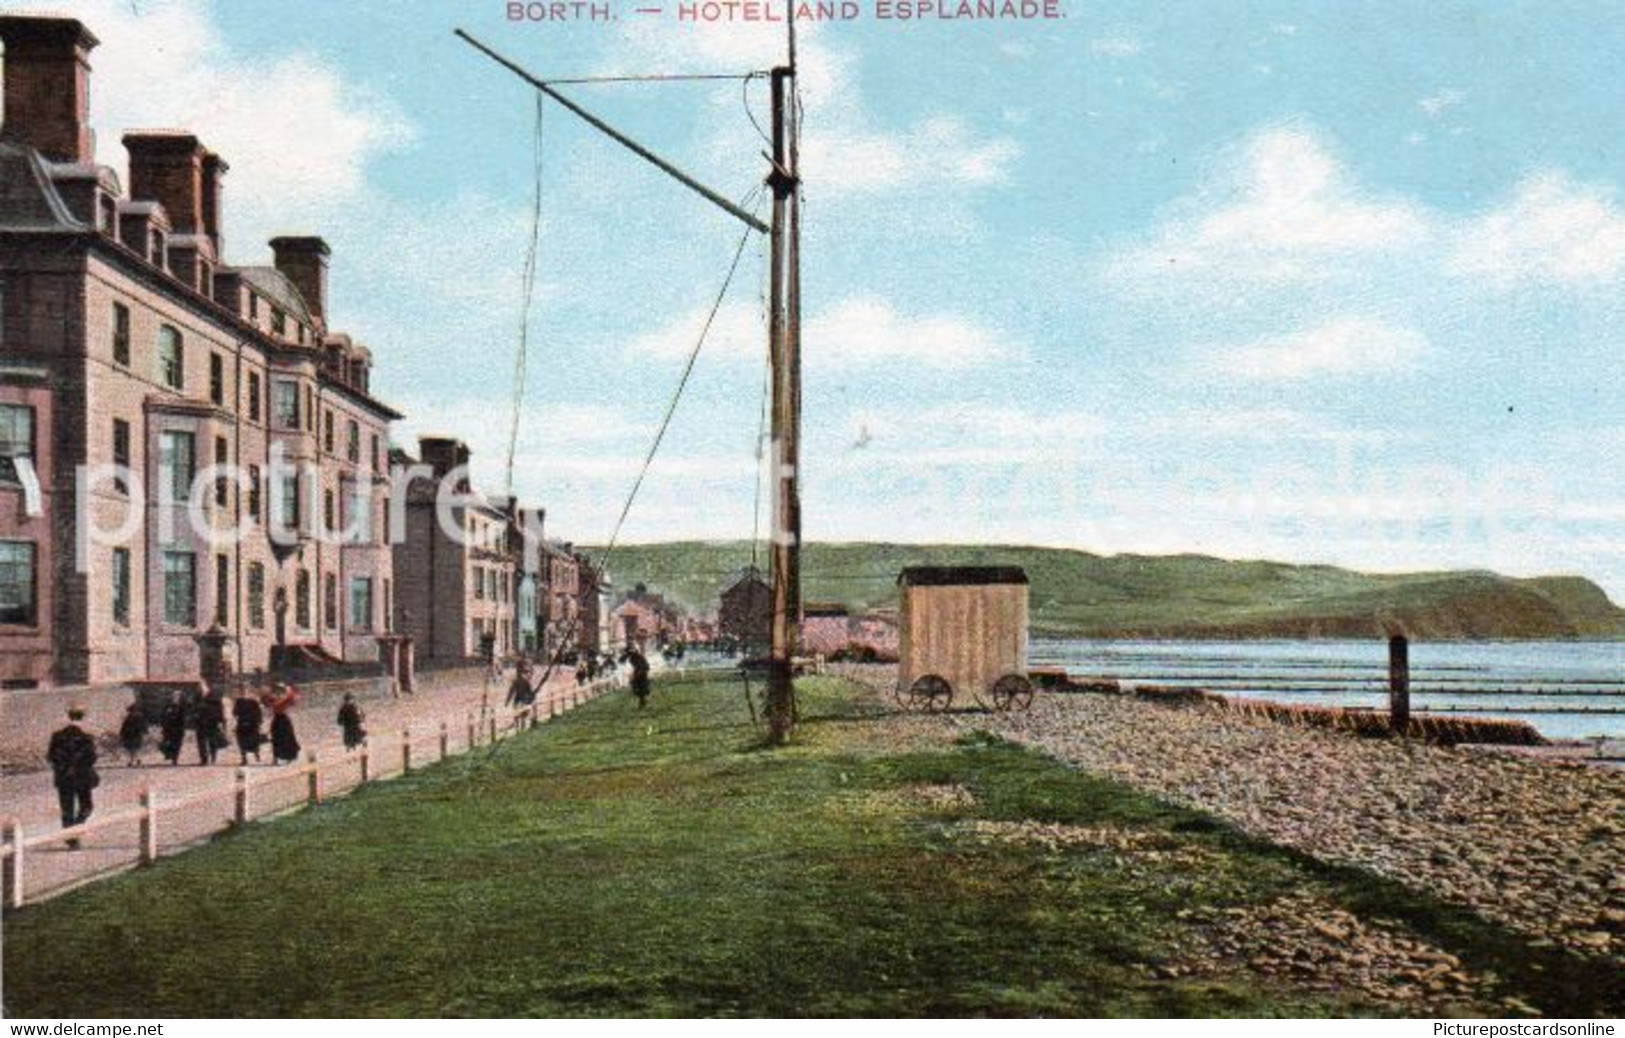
[2,666,625,905]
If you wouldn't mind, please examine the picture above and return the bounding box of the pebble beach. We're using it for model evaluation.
[970,691,1624,964]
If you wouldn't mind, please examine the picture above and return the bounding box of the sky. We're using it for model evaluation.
[34,0,1625,599]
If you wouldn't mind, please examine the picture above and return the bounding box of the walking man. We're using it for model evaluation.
[337,693,367,751]
[47,707,99,847]
[194,687,226,766]
[626,648,651,709]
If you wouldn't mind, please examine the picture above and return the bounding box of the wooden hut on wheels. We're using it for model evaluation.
[896,566,1033,711]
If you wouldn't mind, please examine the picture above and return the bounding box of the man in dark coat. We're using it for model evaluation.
[336,693,366,751]
[47,707,99,845]
[505,660,536,710]
[194,688,227,766]
[626,648,652,709]
[233,694,265,765]
[158,693,187,765]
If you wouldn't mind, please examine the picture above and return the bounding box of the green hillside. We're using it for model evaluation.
[593,541,1625,640]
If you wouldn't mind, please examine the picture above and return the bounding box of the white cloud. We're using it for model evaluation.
[59,0,414,247]
[1449,171,1625,289]
[604,17,1019,200]
[814,297,1020,368]
[804,115,1019,195]
[1214,317,1430,380]
[623,296,1019,369]
[1090,36,1144,58]
[1418,88,1469,117]
[1103,125,1430,287]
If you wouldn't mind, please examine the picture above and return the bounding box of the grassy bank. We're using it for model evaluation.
[2,675,1609,1017]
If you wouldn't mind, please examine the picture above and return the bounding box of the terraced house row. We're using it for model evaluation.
[0,15,404,689]
[0,14,614,692]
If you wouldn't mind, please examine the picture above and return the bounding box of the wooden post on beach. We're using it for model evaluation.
[138,788,157,865]
[307,754,323,805]
[1388,634,1411,734]
[3,817,24,909]
[234,768,250,826]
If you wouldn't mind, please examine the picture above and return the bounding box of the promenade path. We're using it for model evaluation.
[1,664,632,906]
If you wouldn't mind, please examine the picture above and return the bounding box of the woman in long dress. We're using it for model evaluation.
[266,684,302,765]
[119,702,148,766]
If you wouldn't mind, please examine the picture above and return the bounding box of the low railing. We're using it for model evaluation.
[1,676,617,910]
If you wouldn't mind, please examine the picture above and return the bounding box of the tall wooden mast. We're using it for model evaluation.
[765,12,802,746]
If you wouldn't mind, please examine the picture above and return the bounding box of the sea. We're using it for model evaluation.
[1029,639,1625,742]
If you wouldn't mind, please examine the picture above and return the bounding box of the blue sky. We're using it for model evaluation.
[46,0,1625,598]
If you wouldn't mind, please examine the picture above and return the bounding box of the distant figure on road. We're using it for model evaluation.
[267,684,302,765]
[233,694,265,765]
[118,700,148,766]
[505,660,536,710]
[626,648,651,709]
[337,693,366,751]
[47,707,99,846]
[194,688,227,766]
[158,694,187,766]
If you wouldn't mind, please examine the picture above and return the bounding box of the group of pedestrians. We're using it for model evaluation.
[115,683,306,769]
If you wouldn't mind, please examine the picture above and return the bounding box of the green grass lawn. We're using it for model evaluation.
[2,675,1612,1017]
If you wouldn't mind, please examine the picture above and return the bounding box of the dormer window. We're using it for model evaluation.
[249,293,259,321]
[270,309,286,337]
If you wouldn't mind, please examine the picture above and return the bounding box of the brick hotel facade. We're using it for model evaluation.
[0,15,400,688]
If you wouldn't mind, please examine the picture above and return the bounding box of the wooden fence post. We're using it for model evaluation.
[439,720,450,760]
[307,753,323,805]
[489,714,499,743]
[234,768,250,826]
[402,730,413,773]
[467,712,477,749]
[3,818,23,910]
[138,788,157,865]
[359,742,371,784]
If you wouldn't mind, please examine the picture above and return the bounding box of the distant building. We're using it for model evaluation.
[717,568,771,650]
[0,15,400,687]
[610,584,681,649]
[391,437,521,661]
[576,553,610,655]
[802,603,900,661]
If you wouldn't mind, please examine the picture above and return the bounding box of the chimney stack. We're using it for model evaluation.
[418,437,471,487]
[269,236,331,325]
[201,151,228,255]
[123,132,208,236]
[0,16,99,165]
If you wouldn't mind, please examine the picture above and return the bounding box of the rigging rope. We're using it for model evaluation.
[523,188,766,694]
[596,188,764,559]
[504,93,546,502]
[543,71,766,85]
